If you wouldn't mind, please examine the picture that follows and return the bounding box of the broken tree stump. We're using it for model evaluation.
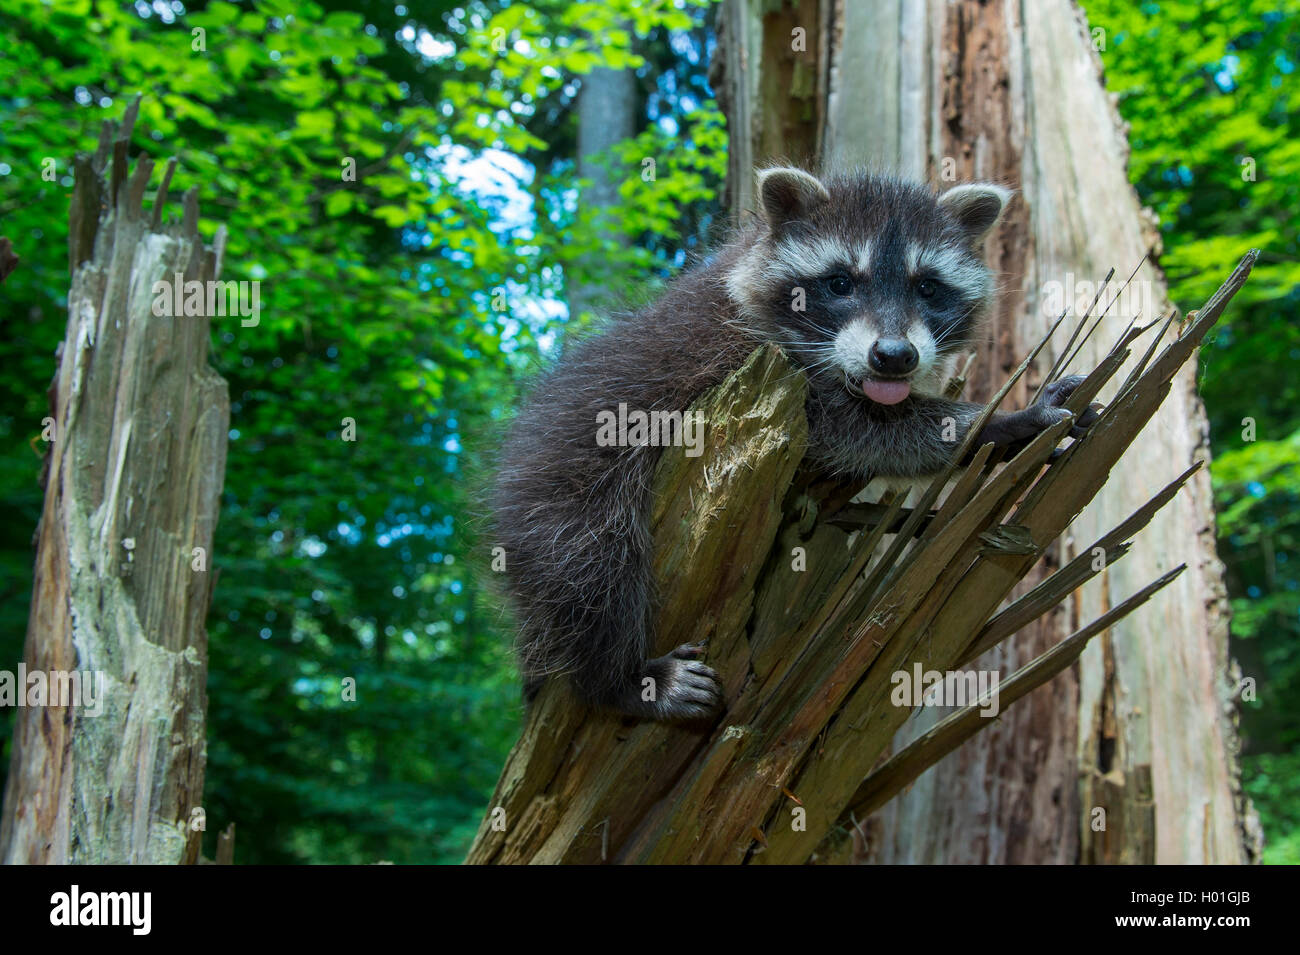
[0,99,230,864]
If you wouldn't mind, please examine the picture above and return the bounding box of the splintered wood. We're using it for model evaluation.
[466,254,1258,865]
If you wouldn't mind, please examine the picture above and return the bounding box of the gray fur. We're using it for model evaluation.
[491,168,1090,722]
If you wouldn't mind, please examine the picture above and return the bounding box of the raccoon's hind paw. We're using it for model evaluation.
[614,644,724,723]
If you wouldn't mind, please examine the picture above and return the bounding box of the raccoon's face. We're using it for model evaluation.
[726,168,1009,405]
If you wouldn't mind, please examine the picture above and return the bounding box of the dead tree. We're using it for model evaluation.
[708,0,1257,864]
[467,250,1256,864]
[0,100,229,864]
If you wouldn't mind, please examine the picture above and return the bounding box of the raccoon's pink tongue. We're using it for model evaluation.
[862,379,910,405]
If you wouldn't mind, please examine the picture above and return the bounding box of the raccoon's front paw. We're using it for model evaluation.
[976,374,1102,448]
[976,404,1071,448]
[1039,374,1103,438]
[621,643,723,723]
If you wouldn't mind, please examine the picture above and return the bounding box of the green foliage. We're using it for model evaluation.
[1086,0,1300,862]
[3,0,1290,867]
[0,0,723,862]
[1244,751,1300,863]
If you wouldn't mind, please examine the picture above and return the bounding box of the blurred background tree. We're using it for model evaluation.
[1,0,1294,863]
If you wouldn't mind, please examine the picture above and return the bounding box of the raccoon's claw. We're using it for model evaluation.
[658,650,724,718]
[981,374,1107,454]
[1040,374,1088,408]
[1041,376,1104,435]
[671,660,724,711]
[1069,402,1104,438]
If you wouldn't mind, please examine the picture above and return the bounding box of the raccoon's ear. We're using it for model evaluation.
[939,183,1013,245]
[757,167,830,228]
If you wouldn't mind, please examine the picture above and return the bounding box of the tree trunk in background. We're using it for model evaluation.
[716,0,1258,863]
[0,101,229,864]
[569,65,637,322]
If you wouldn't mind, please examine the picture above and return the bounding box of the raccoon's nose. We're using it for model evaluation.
[869,338,919,376]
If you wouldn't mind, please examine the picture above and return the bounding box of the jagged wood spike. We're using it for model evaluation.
[151,157,178,231]
[92,119,114,173]
[916,442,996,546]
[789,488,914,662]
[828,501,936,535]
[856,464,952,608]
[1056,255,1148,380]
[871,444,1001,602]
[837,564,1187,823]
[783,484,914,662]
[109,128,131,210]
[1032,266,1115,404]
[126,153,154,220]
[814,487,913,633]
[1116,306,1179,396]
[959,459,1204,666]
[181,186,200,235]
[1015,251,1258,525]
[1144,249,1258,380]
[68,154,103,274]
[943,352,977,399]
[209,224,228,282]
[843,415,1073,652]
[1060,315,1151,413]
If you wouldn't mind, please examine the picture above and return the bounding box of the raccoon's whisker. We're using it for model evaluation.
[783,346,844,379]
[771,353,842,388]
[798,319,842,339]
[932,324,966,348]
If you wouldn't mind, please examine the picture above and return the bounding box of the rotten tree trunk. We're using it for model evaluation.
[719,0,1258,864]
[0,101,229,864]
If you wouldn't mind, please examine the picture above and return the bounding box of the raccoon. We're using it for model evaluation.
[491,167,1093,723]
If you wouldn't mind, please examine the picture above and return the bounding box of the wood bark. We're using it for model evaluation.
[722,0,1258,863]
[0,100,229,864]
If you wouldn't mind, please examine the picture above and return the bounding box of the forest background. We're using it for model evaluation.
[0,0,1295,863]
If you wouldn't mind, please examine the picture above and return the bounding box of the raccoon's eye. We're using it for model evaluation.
[827,274,853,296]
[916,278,939,299]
